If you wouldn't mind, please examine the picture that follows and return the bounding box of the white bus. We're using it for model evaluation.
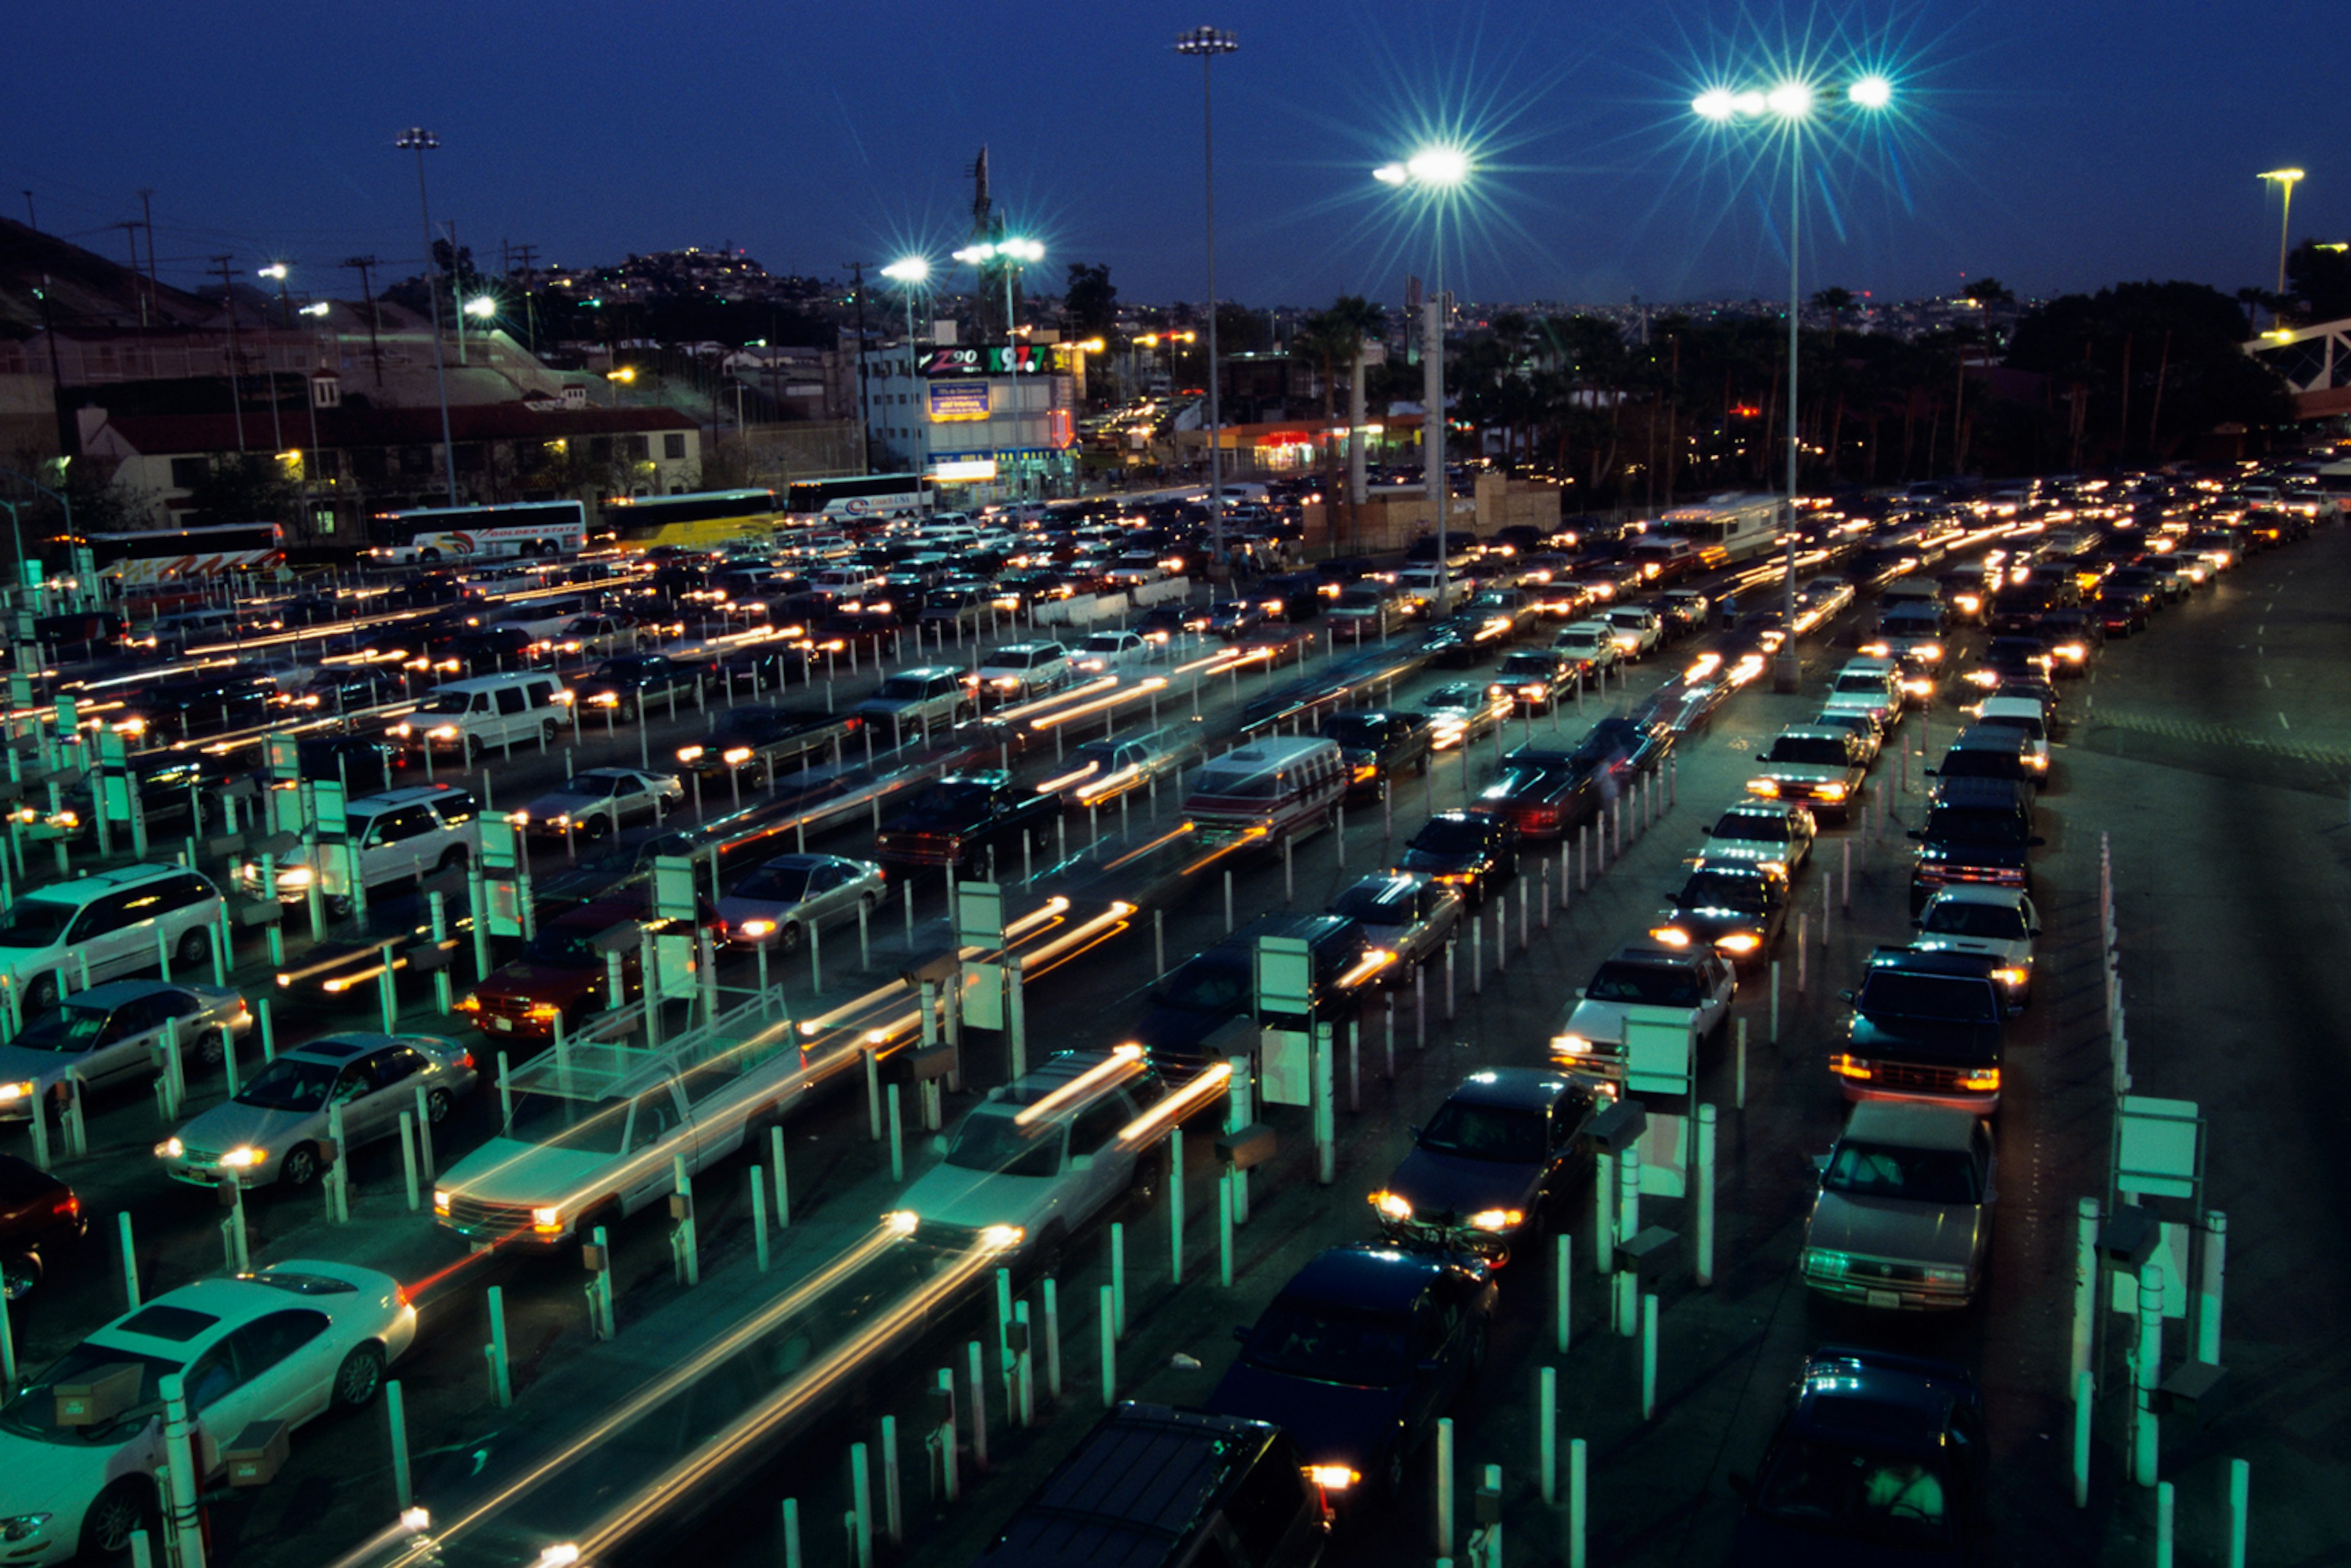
[366,500,588,566]
[91,522,285,586]
[1654,493,1786,564]
[783,473,934,526]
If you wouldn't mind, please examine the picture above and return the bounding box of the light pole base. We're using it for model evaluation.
[1772,650,1801,694]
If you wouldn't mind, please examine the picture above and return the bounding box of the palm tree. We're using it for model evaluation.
[1294,296,1383,547]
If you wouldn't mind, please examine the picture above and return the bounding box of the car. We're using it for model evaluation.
[1907,776,2040,913]
[1205,1244,1497,1504]
[1565,714,1674,787]
[1070,630,1153,672]
[1423,606,1520,666]
[1823,660,1903,730]
[1968,635,2057,692]
[1551,619,1621,673]
[0,864,226,1015]
[1745,727,1869,820]
[676,706,862,788]
[1603,605,1664,658]
[0,1259,415,1564]
[852,666,975,737]
[1490,649,1578,712]
[1929,724,2043,791]
[238,784,481,912]
[1966,696,2052,770]
[1651,860,1791,970]
[1205,599,1271,640]
[272,891,484,1002]
[873,771,1059,874]
[716,853,886,951]
[158,1031,479,1189]
[891,1047,1166,1269]
[459,888,707,1038]
[515,767,684,841]
[1135,914,1380,1070]
[975,640,1074,700]
[1317,711,1434,798]
[1325,873,1463,972]
[0,980,252,1123]
[1396,810,1520,906]
[574,653,707,721]
[0,1153,83,1301]
[1809,708,1884,767]
[1731,1345,1990,1566]
[1368,1067,1608,1264]
[1659,588,1711,632]
[1136,602,1212,641]
[1046,728,1204,809]
[1801,1102,1998,1312]
[1419,683,1514,751]
[1832,946,2008,1113]
[1551,941,1736,1075]
[1700,799,1818,875]
[1910,885,2038,1011]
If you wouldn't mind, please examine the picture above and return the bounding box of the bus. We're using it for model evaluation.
[1654,493,1786,564]
[602,489,782,550]
[365,500,588,566]
[784,473,934,525]
[90,522,285,587]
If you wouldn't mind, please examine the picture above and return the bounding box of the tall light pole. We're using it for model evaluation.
[880,257,931,473]
[952,238,1044,503]
[395,127,460,506]
[1176,24,1238,573]
[1695,73,1891,691]
[256,264,291,458]
[2259,168,2306,307]
[1374,146,1470,610]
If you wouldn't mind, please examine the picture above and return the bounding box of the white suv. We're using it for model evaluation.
[977,641,1074,700]
[0,863,226,1014]
[241,784,481,910]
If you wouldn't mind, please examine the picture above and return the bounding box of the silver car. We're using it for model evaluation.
[1800,1101,1997,1310]
[516,767,684,840]
[157,1031,478,1189]
[0,980,252,1122]
[1698,800,1817,876]
[718,853,887,951]
[1325,873,1463,973]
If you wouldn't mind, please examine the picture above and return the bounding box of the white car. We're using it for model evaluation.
[1699,800,1818,876]
[975,642,1073,700]
[1967,696,2052,772]
[1824,659,1903,729]
[238,784,481,909]
[515,767,684,841]
[1552,620,1621,672]
[854,666,974,733]
[0,1259,414,1563]
[1551,942,1736,1079]
[0,865,225,1016]
[1603,606,1663,658]
[717,853,887,951]
[893,1048,1166,1266]
[1910,885,2039,1011]
[1071,630,1153,673]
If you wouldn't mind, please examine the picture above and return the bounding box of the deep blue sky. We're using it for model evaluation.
[6,0,2342,314]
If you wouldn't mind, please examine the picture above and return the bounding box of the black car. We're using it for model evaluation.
[1318,711,1433,799]
[1207,1244,1496,1504]
[1471,751,1597,842]
[1397,811,1520,906]
[1135,913,1377,1070]
[0,1153,84,1300]
[1491,649,1577,712]
[1928,726,2042,792]
[1568,714,1673,787]
[575,654,708,721]
[677,706,860,787]
[116,672,276,741]
[52,746,246,847]
[1907,776,2039,912]
[1731,1345,1989,1567]
[1368,1067,1607,1264]
[871,771,1057,874]
[1834,945,2008,1114]
[288,732,412,793]
[1652,861,1790,969]
[274,889,478,1001]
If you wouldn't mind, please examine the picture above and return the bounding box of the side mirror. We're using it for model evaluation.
[1811,1152,1832,1177]
[1407,1125,1422,1142]
[2030,926,2042,937]
[1697,825,1711,836]
[1573,987,1586,1000]
[928,1135,950,1159]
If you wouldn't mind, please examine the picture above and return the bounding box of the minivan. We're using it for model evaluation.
[0,864,225,1013]
[1183,738,1348,847]
[391,672,573,757]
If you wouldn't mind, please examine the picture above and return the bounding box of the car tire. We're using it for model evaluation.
[541,719,559,745]
[583,815,611,841]
[278,1144,321,1189]
[778,921,803,954]
[175,928,212,971]
[2,1250,40,1301]
[24,973,58,1015]
[465,734,483,762]
[620,699,640,722]
[79,1478,158,1561]
[437,844,470,873]
[192,1024,226,1068]
[426,1088,452,1124]
[331,1342,387,1411]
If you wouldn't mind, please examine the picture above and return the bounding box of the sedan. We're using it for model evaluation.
[1206,1245,1496,1503]
[0,1153,82,1301]
[1745,727,1869,820]
[1368,1067,1608,1264]
[157,1032,478,1190]
[0,1259,414,1564]
[1419,683,1513,751]
[1471,751,1596,842]
[1700,800,1817,876]
[1910,885,2039,1011]
[1325,873,1463,972]
[1801,1102,1998,1311]
[718,853,887,951]
[1397,811,1519,907]
[1489,650,1578,713]
[516,767,684,841]
[0,980,252,1123]
[1650,860,1790,969]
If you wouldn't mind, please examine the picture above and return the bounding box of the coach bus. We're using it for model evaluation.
[602,488,782,549]
[91,522,285,586]
[364,500,588,565]
[783,473,934,526]
[1654,493,1787,564]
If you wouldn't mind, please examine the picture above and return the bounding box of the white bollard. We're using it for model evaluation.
[2133,1261,2163,1487]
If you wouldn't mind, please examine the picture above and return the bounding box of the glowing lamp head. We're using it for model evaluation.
[1406,146,1470,186]
[1731,89,1769,116]
[1847,75,1892,110]
[1693,87,1737,122]
[881,256,930,285]
[1766,82,1816,119]
[1373,162,1409,186]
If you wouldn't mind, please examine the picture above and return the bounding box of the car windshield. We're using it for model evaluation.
[1824,1140,1984,1205]
[1080,635,1126,653]
[1858,972,2000,1024]
[236,1056,338,1112]
[1976,714,2044,741]
[1425,687,1483,713]
[505,1090,629,1154]
[1833,673,1889,695]
[1157,958,1250,1015]
[1498,656,1551,677]
[0,896,73,947]
[1713,811,1789,842]
[1922,901,2029,939]
[13,1000,111,1052]
[0,1343,184,1443]
[522,925,606,967]
[1411,817,1491,854]
[733,863,815,903]
[1419,1100,1545,1161]
[1586,961,1707,1008]
[1242,1297,1409,1387]
[943,1107,1063,1179]
[906,782,997,815]
[1752,1437,1957,1545]
[1676,872,1769,912]
[1765,737,1851,767]
[876,677,932,699]
[1938,749,2022,778]
[1922,807,2030,846]
[1329,883,1410,923]
[423,692,472,715]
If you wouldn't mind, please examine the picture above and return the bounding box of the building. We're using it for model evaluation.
[859,336,1080,504]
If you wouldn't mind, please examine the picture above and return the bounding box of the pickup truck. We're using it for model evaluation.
[677,705,862,789]
[575,654,708,722]
[873,771,1060,872]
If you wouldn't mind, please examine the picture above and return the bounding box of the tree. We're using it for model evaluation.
[1292,296,1382,542]
[2285,241,2351,324]
[181,454,301,530]
[1063,263,1118,344]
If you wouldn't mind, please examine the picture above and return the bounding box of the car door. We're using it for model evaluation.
[1067,1094,1132,1225]
[179,1331,253,1476]
[208,1308,337,1442]
[620,1079,694,1214]
[85,994,162,1091]
[72,891,147,984]
[324,1058,387,1146]
[357,1045,429,1130]
[1401,1283,1463,1435]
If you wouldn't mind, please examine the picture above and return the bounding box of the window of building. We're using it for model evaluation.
[624,435,649,461]
[399,446,432,476]
[590,437,613,463]
[168,457,207,490]
[664,433,686,460]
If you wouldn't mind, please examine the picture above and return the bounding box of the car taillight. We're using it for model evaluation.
[55,1194,78,1217]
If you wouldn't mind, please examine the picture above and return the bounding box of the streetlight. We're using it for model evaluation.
[879,257,931,462]
[394,127,459,506]
[1692,72,1892,691]
[2259,168,2306,306]
[1176,23,1239,572]
[950,238,1044,503]
[1373,144,1471,612]
[459,293,496,370]
[606,366,636,408]
[255,263,298,456]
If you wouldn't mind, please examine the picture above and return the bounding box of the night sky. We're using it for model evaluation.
[6,0,2341,314]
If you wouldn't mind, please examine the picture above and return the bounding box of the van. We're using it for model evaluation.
[1930,724,2042,790]
[1183,738,1348,847]
[1552,619,1621,672]
[392,671,573,758]
[238,784,481,910]
[1909,776,2040,912]
[0,863,226,1013]
[482,596,588,643]
[968,1402,1330,1568]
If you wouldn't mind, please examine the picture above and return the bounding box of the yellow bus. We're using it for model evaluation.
[601,489,783,550]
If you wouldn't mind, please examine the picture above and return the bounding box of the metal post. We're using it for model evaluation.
[487,1285,512,1408]
[119,1210,140,1309]
[1013,1301,1035,1427]
[2072,1196,2101,1395]
[887,1084,904,1182]
[1696,1102,1717,1287]
[398,1111,420,1211]
[2197,1210,2227,1364]
[387,1379,413,1511]
[1569,1438,1588,1568]
[1043,1277,1062,1401]
[1842,838,1852,906]
[160,1374,207,1568]
[1641,1292,1659,1419]
[1769,960,1782,1043]
[1313,1023,1335,1184]
[2228,1458,2250,1568]
[1218,1171,1234,1288]
[773,1125,790,1229]
[1098,1285,1117,1407]
[849,1442,872,1568]
[1223,869,1234,934]
[1617,1143,1641,1335]
[1539,1365,1559,1506]
[880,1415,904,1547]
[932,1370,960,1504]
[1111,1222,1127,1338]
[2156,1480,2175,1568]
[967,1340,989,1469]
[1735,1017,1749,1110]
[1594,1149,1614,1280]
[1434,1416,1455,1558]
[752,1166,770,1272]
[2072,1368,2093,1508]
[2134,1260,2163,1487]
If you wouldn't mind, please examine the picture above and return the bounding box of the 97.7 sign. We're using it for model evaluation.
[923,345,1052,377]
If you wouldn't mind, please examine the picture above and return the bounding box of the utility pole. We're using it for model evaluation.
[212,255,248,452]
[844,260,872,473]
[511,244,540,354]
[137,189,159,306]
[114,222,148,328]
[342,257,385,386]
[18,192,32,231]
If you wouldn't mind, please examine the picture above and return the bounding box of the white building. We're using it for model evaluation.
[859,339,1079,504]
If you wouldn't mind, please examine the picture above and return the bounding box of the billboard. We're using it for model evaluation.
[928,381,993,422]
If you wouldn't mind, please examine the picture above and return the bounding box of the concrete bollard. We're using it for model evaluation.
[387,1379,412,1511]
[397,1112,420,1212]
[1735,1016,1749,1109]
[966,1341,989,1471]
[1434,1416,1455,1557]
[1539,1365,1559,1506]
[1043,1278,1063,1401]
[1169,1127,1185,1285]
[1641,1292,1659,1419]
[486,1285,512,1408]
[1569,1437,1588,1568]
[1696,1103,1717,1287]
[2072,1368,2093,1508]
[1098,1285,1117,1408]
[1111,1222,1128,1338]
[2228,1457,2250,1568]
[2134,1260,2163,1486]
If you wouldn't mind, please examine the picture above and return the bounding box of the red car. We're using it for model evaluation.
[1,1153,84,1300]
[457,888,718,1038]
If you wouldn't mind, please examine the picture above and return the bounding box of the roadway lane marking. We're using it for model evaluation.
[2265,673,2274,689]
[2280,712,2292,731]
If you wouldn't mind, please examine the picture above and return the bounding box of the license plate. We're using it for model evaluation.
[1865,1289,1900,1310]
[493,1016,512,1032]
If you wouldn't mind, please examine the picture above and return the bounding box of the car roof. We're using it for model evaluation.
[1441,1065,1600,1113]
[1866,945,2000,979]
[1924,884,2028,910]
[1772,726,1850,741]
[1792,1346,1977,1457]
[1714,800,1799,821]
[281,1032,400,1063]
[351,784,470,810]
[62,979,190,1010]
[1928,775,2034,808]
[1842,1100,1979,1152]
[1946,725,2031,752]
[1278,1243,1458,1315]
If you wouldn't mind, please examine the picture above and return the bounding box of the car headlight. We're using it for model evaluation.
[1369,1190,1413,1221]
[1955,1067,2001,1092]
[219,1146,268,1169]
[1551,1033,1592,1057]
[1992,965,2029,988]
[1648,926,1692,947]
[1805,1248,1851,1278]
[1306,1465,1360,1493]
[738,918,776,938]
[1468,1207,1524,1232]
[0,1080,36,1103]
[1715,932,1762,955]
[433,1190,451,1214]
[531,1206,564,1233]
[677,745,706,763]
[1924,1266,1971,1285]
[277,866,315,888]
[0,1514,54,1544]
[428,724,460,740]
[1747,778,1779,797]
